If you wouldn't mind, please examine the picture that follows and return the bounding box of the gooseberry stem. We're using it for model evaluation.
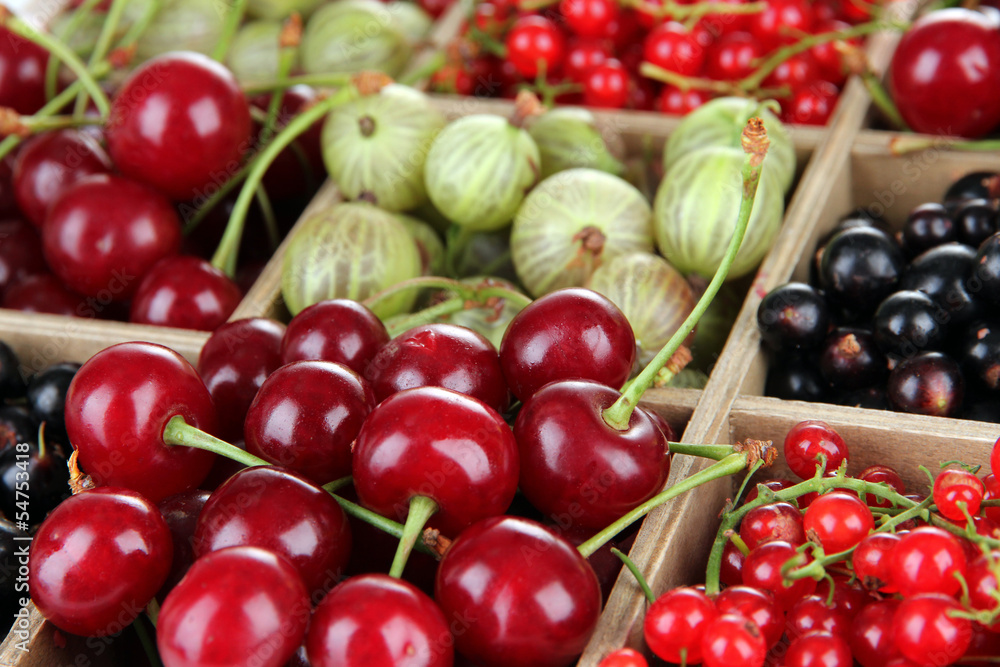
[611,547,656,604]
[74,0,128,116]
[389,495,440,578]
[211,0,248,63]
[2,13,111,118]
[211,84,360,277]
[602,118,769,431]
[577,449,764,558]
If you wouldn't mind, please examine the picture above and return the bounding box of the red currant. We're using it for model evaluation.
[783,420,848,480]
[933,467,985,521]
[802,490,874,554]
[505,16,566,78]
[888,526,967,598]
[644,586,718,663]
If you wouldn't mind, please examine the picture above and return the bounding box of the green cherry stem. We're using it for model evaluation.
[259,14,302,147]
[577,448,768,558]
[322,476,354,494]
[133,613,164,667]
[890,135,1000,155]
[210,84,360,276]
[860,70,910,131]
[667,442,739,461]
[116,0,160,51]
[242,72,354,95]
[363,276,533,312]
[2,13,111,118]
[44,0,103,101]
[74,0,129,115]
[603,118,769,432]
[611,547,656,604]
[211,0,248,63]
[387,297,467,337]
[389,496,440,578]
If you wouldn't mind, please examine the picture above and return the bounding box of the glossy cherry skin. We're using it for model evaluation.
[43,174,182,300]
[434,516,602,667]
[29,487,173,637]
[13,129,112,227]
[245,361,376,485]
[64,342,218,502]
[514,379,670,530]
[0,27,48,115]
[156,489,210,596]
[1,274,88,317]
[0,219,46,296]
[366,323,509,414]
[194,466,351,599]
[129,255,242,330]
[499,288,635,402]
[198,317,286,442]
[353,386,519,536]
[157,546,310,667]
[106,51,252,201]
[280,299,389,375]
[888,8,1000,138]
[306,574,453,667]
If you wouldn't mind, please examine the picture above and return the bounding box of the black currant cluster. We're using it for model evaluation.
[757,171,1000,422]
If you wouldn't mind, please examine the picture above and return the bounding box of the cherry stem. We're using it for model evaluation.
[322,476,353,493]
[132,614,163,667]
[387,297,467,337]
[890,135,1000,155]
[363,276,533,312]
[860,70,910,131]
[259,14,302,147]
[0,112,102,137]
[611,547,656,604]
[620,0,767,19]
[211,0,248,63]
[211,84,360,277]
[727,530,750,556]
[161,415,270,468]
[327,492,434,556]
[602,118,768,431]
[74,0,128,116]
[242,72,354,95]
[389,495,440,578]
[182,160,253,235]
[45,0,103,101]
[577,451,759,558]
[3,14,111,118]
[667,442,736,461]
[145,598,160,626]
[116,0,159,50]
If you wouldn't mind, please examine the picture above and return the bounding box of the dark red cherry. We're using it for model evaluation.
[250,85,326,200]
[280,299,390,375]
[0,26,48,115]
[29,487,173,637]
[0,219,46,297]
[198,317,286,442]
[353,386,519,537]
[194,466,351,599]
[244,361,376,485]
[156,489,211,596]
[1,274,85,317]
[13,129,112,227]
[513,379,670,530]
[366,323,509,413]
[306,574,453,667]
[435,516,602,667]
[157,546,310,667]
[43,174,182,301]
[129,255,242,330]
[64,341,218,502]
[106,51,253,201]
[499,288,635,402]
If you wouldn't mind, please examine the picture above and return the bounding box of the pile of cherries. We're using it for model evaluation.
[757,171,1000,421]
[599,419,1000,667]
[0,13,324,328]
[24,284,707,666]
[431,0,873,122]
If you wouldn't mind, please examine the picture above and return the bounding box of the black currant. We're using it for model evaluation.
[756,282,830,350]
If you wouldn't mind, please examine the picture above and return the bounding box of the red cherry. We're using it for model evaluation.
[353,386,519,536]
[785,631,852,667]
[802,490,874,554]
[306,574,452,667]
[850,598,901,667]
[505,16,566,78]
[194,466,351,599]
[1,273,86,317]
[106,51,253,201]
[499,288,635,402]
[281,298,389,375]
[157,546,310,667]
[434,516,602,667]
[365,323,509,414]
[657,86,711,114]
[514,379,671,530]
[700,613,768,667]
[197,317,286,443]
[891,593,973,666]
[644,587,718,663]
[43,174,182,301]
[704,31,761,80]
[0,27,48,115]
[643,22,706,75]
[888,526,967,598]
[561,0,620,38]
[156,489,210,596]
[0,219,46,296]
[64,341,218,502]
[742,540,817,609]
[583,59,630,109]
[739,501,805,549]
[13,129,112,228]
[420,0,453,18]
[714,585,784,649]
[564,38,611,83]
[129,255,242,331]
[29,487,173,637]
[852,531,901,593]
[933,467,985,520]
[244,361,376,485]
[750,0,814,51]
[783,420,848,480]
[888,8,1000,138]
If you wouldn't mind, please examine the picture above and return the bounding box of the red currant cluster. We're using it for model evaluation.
[431,0,874,123]
[602,420,1000,667]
